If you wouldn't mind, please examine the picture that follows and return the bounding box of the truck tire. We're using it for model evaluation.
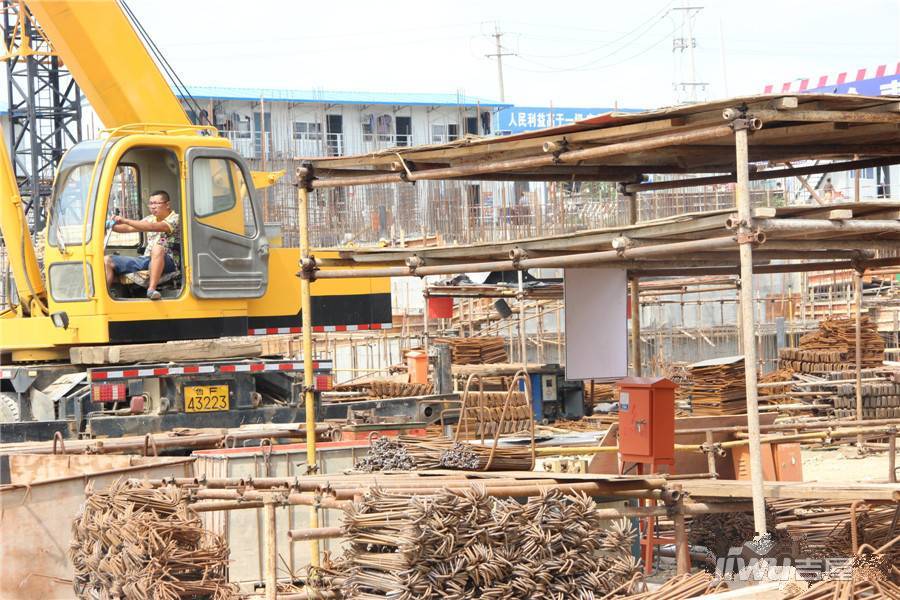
[0,392,20,423]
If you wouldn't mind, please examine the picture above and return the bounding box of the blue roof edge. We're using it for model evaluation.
[180,86,513,108]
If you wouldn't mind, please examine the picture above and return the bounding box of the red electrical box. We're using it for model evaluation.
[617,377,677,466]
[427,296,454,319]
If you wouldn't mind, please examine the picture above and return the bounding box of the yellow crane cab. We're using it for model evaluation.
[9,124,279,355]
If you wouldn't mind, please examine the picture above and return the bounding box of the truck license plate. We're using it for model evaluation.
[184,385,230,412]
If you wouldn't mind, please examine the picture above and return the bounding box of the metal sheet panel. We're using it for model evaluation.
[564,267,628,380]
[0,456,194,600]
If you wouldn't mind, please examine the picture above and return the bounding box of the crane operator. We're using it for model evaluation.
[104,190,180,300]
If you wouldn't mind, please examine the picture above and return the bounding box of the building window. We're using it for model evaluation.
[431,124,446,144]
[448,123,459,141]
[293,121,323,141]
[236,117,251,139]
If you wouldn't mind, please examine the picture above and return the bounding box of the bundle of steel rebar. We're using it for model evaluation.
[434,336,509,365]
[455,390,532,439]
[617,572,728,599]
[769,498,900,570]
[779,316,885,373]
[338,486,641,599]
[396,435,534,471]
[353,436,418,472]
[686,356,747,415]
[787,577,900,598]
[70,479,237,600]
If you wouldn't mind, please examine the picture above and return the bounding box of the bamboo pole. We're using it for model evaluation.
[733,122,767,536]
[297,177,321,567]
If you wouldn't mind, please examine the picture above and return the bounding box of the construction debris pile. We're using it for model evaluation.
[336,487,642,599]
[779,316,885,373]
[434,336,509,364]
[686,356,746,415]
[355,435,534,472]
[70,479,237,600]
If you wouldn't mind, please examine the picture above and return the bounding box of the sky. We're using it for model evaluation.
[129,0,900,109]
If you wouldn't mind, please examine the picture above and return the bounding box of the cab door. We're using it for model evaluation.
[186,148,268,298]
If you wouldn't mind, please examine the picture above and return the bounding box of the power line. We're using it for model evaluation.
[512,1,676,60]
[509,22,679,74]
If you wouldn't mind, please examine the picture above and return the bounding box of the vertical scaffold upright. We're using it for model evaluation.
[2,0,81,230]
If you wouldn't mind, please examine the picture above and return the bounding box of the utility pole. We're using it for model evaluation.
[485,24,515,102]
[671,4,706,104]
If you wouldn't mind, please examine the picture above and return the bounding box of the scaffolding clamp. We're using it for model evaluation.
[406,255,424,276]
[298,256,318,281]
[509,247,527,268]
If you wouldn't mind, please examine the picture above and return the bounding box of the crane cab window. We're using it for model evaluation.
[49,163,94,247]
[104,147,184,300]
[106,165,141,248]
[192,157,257,238]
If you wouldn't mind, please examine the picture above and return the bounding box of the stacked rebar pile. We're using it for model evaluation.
[456,390,531,439]
[829,372,900,419]
[769,498,900,571]
[70,479,237,600]
[434,336,509,364]
[618,572,728,599]
[332,380,434,400]
[686,356,746,415]
[355,435,534,472]
[779,316,885,373]
[339,486,641,599]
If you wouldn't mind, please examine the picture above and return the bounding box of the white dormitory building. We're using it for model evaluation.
[82,86,506,161]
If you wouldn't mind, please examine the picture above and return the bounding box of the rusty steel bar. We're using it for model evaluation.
[624,156,900,193]
[306,124,735,189]
[733,122,767,536]
[287,526,344,542]
[311,235,741,279]
[747,218,900,236]
[631,256,900,278]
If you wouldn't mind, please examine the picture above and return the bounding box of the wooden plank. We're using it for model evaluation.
[70,338,264,365]
[769,96,799,110]
[679,479,900,501]
[752,207,778,218]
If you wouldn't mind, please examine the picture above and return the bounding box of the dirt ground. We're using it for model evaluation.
[801,446,898,482]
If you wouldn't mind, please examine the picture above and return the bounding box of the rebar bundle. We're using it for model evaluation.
[338,486,641,599]
[354,435,533,472]
[618,572,728,599]
[354,436,418,472]
[779,316,885,373]
[769,499,900,572]
[70,479,237,600]
[400,435,534,471]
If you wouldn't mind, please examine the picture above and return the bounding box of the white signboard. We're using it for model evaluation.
[563,267,628,380]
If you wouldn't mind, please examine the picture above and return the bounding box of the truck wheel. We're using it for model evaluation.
[0,392,20,423]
